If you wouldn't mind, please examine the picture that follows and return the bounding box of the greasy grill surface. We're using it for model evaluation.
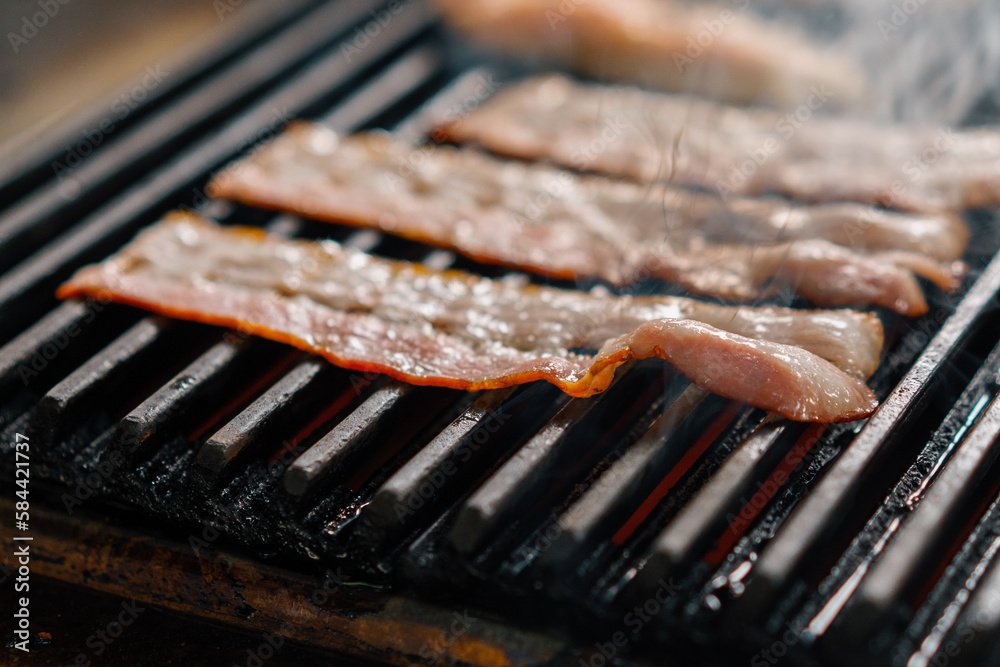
[3,2,1000,665]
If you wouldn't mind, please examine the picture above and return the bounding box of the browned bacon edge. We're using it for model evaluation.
[56,215,879,422]
[436,75,1000,214]
[207,125,965,317]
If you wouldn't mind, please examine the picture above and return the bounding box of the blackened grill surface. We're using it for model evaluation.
[3,2,1000,665]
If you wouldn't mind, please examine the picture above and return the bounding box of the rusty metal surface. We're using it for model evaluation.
[0,497,569,667]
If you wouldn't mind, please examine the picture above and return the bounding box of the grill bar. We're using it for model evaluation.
[110,338,247,459]
[610,401,749,554]
[448,391,611,556]
[31,316,172,449]
[0,0,320,208]
[948,518,1000,666]
[318,43,448,132]
[283,380,417,498]
[0,2,437,343]
[281,231,459,501]
[0,301,103,389]
[838,391,1000,642]
[535,385,708,573]
[190,356,327,491]
[0,0,391,271]
[739,252,1000,621]
[883,480,1000,667]
[392,66,499,144]
[3,6,1000,664]
[364,387,519,540]
[797,337,1000,647]
[636,420,789,587]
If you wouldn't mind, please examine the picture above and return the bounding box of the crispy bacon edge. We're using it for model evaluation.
[56,216,879,423]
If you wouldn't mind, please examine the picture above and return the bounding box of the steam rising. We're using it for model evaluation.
[792,0,1000,124]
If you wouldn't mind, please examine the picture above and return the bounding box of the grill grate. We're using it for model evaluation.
[3,2,1000,665]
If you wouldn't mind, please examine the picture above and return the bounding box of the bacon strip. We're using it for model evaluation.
[437,74,1000,214]
[208,124,964,315]
[432,0,866,107]
[57,214,882,422]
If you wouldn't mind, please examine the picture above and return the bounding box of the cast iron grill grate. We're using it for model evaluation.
[2,2,1000,665]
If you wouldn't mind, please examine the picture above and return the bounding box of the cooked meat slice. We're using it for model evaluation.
[432,0,866,107]
[57,213,882,422]
[437,74,1000,213]
[208,124,964,315]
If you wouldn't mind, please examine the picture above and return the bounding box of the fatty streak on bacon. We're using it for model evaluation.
[57,214,882,423]
[432,0,866,107]
[208,124,964,316]
[437,74,1000,214]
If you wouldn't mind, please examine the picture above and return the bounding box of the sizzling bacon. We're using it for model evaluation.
[208,124,964,316]
[432,0,866,107]
[437,74,1000,213]
[57,214,882,422]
